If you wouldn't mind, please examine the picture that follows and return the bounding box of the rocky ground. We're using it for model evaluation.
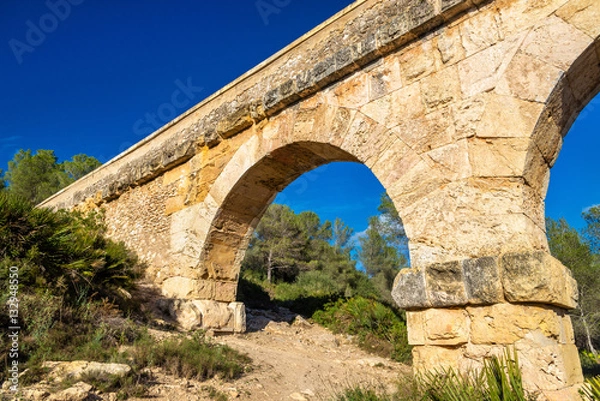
[3,307,410,401]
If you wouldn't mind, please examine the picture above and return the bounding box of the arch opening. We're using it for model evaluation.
[196,140,414,305]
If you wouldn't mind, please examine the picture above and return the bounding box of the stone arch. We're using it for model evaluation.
[526,37,600,203]
[195,102,427,303]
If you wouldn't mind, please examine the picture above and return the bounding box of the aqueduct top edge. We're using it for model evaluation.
[39,0,481,210]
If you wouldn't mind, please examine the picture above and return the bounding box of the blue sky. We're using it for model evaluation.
[0,0,598,237]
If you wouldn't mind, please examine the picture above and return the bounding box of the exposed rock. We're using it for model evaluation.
[42,361,131,383]
[46,382,94,401]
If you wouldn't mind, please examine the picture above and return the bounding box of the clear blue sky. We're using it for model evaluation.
[0,0,598,236]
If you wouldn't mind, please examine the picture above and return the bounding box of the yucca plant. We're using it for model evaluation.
[581,376,600,401]
[418,349,536,401]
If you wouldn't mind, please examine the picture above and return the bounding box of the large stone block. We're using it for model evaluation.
[467,303,563,345]
[462,256,503,305]
[501,251,578,309]
[162,276,198,299]
[423,308,469,346]
[392,268,430,309]
[425,261,468,307]
[521,15,592,71]
[556,0,600,38]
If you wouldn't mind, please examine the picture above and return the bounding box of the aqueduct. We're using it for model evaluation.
[40,0,600,398]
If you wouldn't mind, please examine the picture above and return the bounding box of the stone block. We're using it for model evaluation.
[193,279,216,299]
[334,74,370,109]
[312,56,337,88]
[556,0,600,38]
[496,52,563,103]
[425,261,468,307]
[352,33,379,67]
[565,45,600,105]
[399,40,437,84]
[468,137,529,177]
[214,280,238,302]
[162,276,198,299]
[376,14,413,54]
[412,344,462,374]
[420,66,461,111]
[521,15,592,71]
[458,33,522,98]
[216,105,255,139]
[462,256,503,305]
[501,251,578,309]
[367,55,403,101]
[406,311,426,345]
[407,0,439,33]
[192,300,233,331]
[423,308,469,346]
[165,195,186,216]
[468,303,563,344]
[560,344,584,386]
[391,268,430,309]
[229,302,247,333]
[436,26,465,66]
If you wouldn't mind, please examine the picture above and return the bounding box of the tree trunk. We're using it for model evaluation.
[581,307,597,355]
[267,249,273,283]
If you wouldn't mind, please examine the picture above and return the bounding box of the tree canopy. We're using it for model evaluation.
[2,149,101,204]
[547,216,600,354]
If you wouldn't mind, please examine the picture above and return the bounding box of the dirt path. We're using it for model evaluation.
[135,307,411,401]
[9,307,410,401]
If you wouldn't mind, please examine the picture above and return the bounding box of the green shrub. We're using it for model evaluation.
[0,192,141,306]
[313,296,412,363]
[581,351,600,377]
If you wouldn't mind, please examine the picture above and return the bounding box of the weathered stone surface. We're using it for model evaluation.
[556,0,600,38]
[46,382,93,401]
[521,15,592,71]
[467,303,563,344]
[42,361,131,383]
[162,276,198,299]
[495,52,563,103]
[423,308,469,345]
[501,252,578,309]
[458,33,523,98]
[425,261,468,307]
[462,256,503,305]
[460,7,503,56]
[420,66,461,111]
[391,268,429,309]
[406,311,426,345]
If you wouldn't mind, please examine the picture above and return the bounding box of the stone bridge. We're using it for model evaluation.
[40,0,599,398]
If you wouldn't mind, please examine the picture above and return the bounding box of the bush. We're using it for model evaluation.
[581,351,600,377]
[0,192,141,306]
[313,296,412,363]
